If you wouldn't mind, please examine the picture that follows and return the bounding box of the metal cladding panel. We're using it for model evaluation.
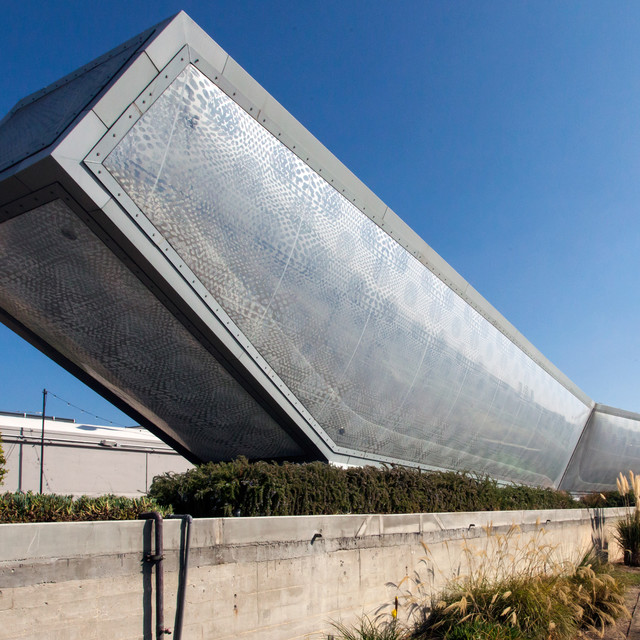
[560,407,640,493]
[0,199,304,461]
[101,65,590,486]
[0,28,155,174]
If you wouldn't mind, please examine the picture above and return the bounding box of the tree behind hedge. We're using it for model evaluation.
[580,490,631,508]
[148,458,577,517]
[0,435,6,487]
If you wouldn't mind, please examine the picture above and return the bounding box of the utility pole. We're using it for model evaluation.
[39,389,47,494]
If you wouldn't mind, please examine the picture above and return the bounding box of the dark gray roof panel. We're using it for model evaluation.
[0,23,163,174]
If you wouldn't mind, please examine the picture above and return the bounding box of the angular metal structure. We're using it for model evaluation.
[0,12,637,490]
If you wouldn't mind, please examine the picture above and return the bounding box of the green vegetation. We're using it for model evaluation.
[148,458,577,518]
[331,617,406,640]
[609,565,640,589]
[580,490,632,509]
[0,435,6,487]
[411,563,625,640]
[0,492,171,523]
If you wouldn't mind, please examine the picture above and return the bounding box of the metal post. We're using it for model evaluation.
[167,514,193,640]
[39,388,47,494]
[18,427,23,492]
[140,512,168,638]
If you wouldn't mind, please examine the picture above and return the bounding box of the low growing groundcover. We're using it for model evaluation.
[0,492,170,523]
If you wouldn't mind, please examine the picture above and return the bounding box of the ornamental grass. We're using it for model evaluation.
[613,470,640,566]
[332,526,627,640]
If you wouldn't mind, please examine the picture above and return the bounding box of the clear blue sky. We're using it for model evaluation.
[0,1,639,425]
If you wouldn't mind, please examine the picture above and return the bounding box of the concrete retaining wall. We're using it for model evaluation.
[0,508,624,640]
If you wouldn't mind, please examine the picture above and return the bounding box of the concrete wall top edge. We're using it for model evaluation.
[0,507,622,564]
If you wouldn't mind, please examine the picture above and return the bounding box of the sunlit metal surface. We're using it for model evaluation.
[560,406,640,493]
[103,65,590,486]
[0,199,305,461]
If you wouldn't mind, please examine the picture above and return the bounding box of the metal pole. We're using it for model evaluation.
[167,514,193,640]
[39,388,47,494]
[18,427,23,492]
[140,512,168,638]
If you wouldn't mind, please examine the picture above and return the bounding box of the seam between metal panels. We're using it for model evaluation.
[557,403,597,491]
[0,183,68,224]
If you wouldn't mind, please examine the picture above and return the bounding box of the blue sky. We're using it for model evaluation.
[0,1,639,424]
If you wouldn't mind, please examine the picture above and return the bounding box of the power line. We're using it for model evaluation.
[46,391,132,428]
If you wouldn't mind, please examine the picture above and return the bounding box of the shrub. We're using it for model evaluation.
[149,459,578,518]
[0,492,171,523]
[496,484,575,511]
[580,490,631,509]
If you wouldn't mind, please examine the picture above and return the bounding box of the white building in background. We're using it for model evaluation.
[0,411,193,497]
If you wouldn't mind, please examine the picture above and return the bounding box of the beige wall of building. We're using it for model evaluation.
[0,412,193,496]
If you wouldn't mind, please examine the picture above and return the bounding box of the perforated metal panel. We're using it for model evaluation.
[560,406,640,492]
[101,65,590,486]
[0,199,305,461]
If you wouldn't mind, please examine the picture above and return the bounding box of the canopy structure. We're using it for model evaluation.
[0,12,636,491]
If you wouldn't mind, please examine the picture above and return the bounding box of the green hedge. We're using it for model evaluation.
[6,462,612,523]
[0,492,171,523]
[148,458,578,517]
